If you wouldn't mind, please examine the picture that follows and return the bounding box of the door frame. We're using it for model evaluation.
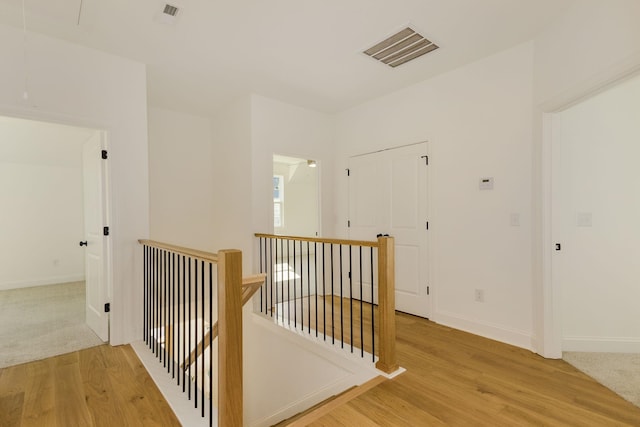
[347,141,433,319]
[0,107,113,343]
[538,63,640,358]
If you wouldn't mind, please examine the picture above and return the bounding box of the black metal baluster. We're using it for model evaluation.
[259,237,263,312]
[157,249,161,357]
[270,238,274,317]
[177,254,181,387]
[293,239,297,328]
[182,255,186,392]
[340,244,343,348]
[280,239,284,323]
[163,250,167,367]
[209,262,213,425]
[371,248,375,362]
[144,246,147,342]
[194,260,199,409]
[360,246,364,358]
[315,242,318,337]
[331,244,335,345]
[349,245,353,353]
[322,243,326,341]
[307,241,311,334]
[201,260,205,416]
[172,252,175,378]
[152,248,156,352]
[287,239,291,325]
[188,257,192,400]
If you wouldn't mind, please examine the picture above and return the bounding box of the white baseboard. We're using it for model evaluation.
[131,341,210,427]
[563,336,640,353]
[0,275,85,291]
[434,310,533,351]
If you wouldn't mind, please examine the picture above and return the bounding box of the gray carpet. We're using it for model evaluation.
[564,351,640,408]
[0,281,104,368]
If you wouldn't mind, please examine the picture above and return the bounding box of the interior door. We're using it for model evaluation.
[82,132,109,341]
[349,143,430,318]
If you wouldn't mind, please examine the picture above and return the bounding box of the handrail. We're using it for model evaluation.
[254,233,379,248]
[138,239,218,263]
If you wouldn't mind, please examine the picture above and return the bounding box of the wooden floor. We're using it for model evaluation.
[2,313,639,426]
[0,344,180,427]
[303,312,640,426]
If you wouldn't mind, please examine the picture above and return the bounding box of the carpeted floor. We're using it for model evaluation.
[564,351,640,408]
[0,281,104,368]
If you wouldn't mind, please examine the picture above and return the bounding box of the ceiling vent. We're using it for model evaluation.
[163,4,179,17]
[363,27,439,68]
[155,3,181,24]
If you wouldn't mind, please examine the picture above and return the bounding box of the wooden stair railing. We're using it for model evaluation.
[181,274,265,370]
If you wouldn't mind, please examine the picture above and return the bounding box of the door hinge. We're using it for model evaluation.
[347,220,351,228]
[346,168,350,176]
[101,150,108,160]
[103,226,110,236]
[421,155,428,165]
[104,303,111,313]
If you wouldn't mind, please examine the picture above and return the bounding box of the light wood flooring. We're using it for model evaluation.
[300,312,640,426]
[0,344,180,427]
[2,309,639,426]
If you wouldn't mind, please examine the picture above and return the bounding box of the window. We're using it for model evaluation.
[273,175,284,227]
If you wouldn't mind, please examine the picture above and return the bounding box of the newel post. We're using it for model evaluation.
[376,236,398,373]
[217,249,243,427]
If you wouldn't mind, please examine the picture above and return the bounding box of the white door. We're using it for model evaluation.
[349,143,430,318]
[82,132,109,341]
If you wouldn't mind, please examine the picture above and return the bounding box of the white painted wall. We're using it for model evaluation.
[0,162,84,289]
[554,74,640,352]
[273,161,319,237]
[0,23,149,345]
[149,107,215,252]
[335,43,535,349]
[251,95,335,242]
[210,96,254,272]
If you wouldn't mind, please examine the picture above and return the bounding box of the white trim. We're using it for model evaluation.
[434,310,533,351]
[131,340,211,427]
[0,275,86,291]
[563,336,640,353]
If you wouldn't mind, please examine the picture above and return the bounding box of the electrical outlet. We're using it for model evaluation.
[474,289,485,303]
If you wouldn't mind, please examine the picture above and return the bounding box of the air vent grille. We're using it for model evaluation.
[163,4,179,17]
[364,27,439,68]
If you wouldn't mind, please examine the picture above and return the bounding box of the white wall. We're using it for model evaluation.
[0,162,84,289]
[335,43,535,349]
[0,23,149,345]
[555,74,640,352]
[210,96,254,272]
[251,95,335,243]
[149,107,215,251]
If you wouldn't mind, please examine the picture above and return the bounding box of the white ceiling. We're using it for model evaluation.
[0,0,574,115]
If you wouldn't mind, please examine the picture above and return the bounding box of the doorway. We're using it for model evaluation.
[0,115,110,367]
[348,142,430,318]
[272,154,319,237]
[550,73,640,354]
